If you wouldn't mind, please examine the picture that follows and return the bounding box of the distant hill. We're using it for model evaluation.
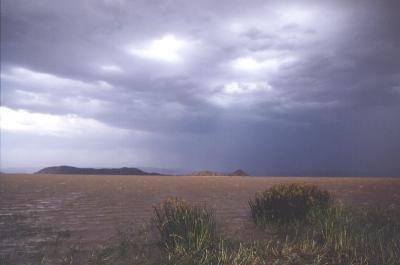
[187,169,249,176]
[35,166,163,175]
[230,169,248,176]
[187,170,223,176]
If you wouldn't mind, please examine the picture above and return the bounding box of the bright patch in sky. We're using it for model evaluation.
[223,81,272,94]
[100,64,122,73]
[231,56,297,73]
[128,34,188,63]
[2,67,113,91]
[231,57,266,72]
[278,5,318,26]
[210,81,273,107]
[0,107,128,137]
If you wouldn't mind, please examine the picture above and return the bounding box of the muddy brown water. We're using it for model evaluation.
[1,174,400,264]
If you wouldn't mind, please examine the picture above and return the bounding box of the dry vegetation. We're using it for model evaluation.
[1,174,400,264]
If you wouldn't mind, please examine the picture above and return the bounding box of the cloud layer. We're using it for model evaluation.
[1,0,400,175]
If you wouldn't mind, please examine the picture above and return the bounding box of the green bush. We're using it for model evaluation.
[153,198,260,265]
[249,183,332,225]
[277,206,400,265]
[153,197,217,255]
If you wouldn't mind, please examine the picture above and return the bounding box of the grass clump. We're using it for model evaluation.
[249,183,332,225]
[153,197,260,265]
[154,197,217,255]
[248,183,400,265]
[302,206,400,265]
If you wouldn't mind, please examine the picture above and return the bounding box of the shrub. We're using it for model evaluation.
[153,197,217,255]
[249,183,332,225]
[153,198,261,265]
[279,206,400,265]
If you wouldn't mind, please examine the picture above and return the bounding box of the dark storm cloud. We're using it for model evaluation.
[1,0,400,175]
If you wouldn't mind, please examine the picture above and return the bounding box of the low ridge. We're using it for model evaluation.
[230,169,248,176]
[187,169,249,176]
[35,165,163,175]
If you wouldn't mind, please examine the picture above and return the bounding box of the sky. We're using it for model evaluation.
[1,0,400,176]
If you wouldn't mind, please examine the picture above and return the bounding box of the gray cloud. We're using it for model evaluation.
[1,0,400,175]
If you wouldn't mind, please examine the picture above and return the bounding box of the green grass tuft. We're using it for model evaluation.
[249,183,332,225]
[153,197,260,265]
[153,197,217,255]
[300,206,400,264]
[248,184,400,264]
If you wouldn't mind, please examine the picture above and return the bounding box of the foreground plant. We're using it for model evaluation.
[154,197,217,255]
[249,183,332,225]
[153,197,260,265]
[302,206,400,265]
[249,183,400,265]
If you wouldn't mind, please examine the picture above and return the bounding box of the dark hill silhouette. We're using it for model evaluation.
[187,169,249,176]
[35,165,163,175]
[187,170,223,176]
[231,169,248,176]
